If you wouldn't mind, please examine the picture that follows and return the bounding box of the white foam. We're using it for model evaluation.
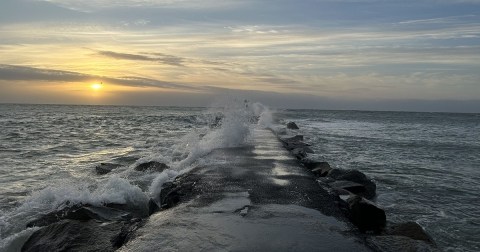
[0,227,40,252]
[0,176,148,239]
[174,98,255,168]
[145,99,272,206]
[252,102,274,128]
[148,169,179,200]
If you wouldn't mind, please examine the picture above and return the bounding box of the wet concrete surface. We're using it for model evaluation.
[120,128,372,251]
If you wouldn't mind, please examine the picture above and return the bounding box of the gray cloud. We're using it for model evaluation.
[97,50,185,66]
[0,64,198,90]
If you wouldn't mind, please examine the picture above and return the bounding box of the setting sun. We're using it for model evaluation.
[91,83,103,90]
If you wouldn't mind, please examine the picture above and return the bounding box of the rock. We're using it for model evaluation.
[135,161,169,172]
[103,202,149,219]
[280,135,308,150]
[301,160,329,170]
[329,180,367,195]
[286,121,299,129]
[347,195,386,232]
[148,198,160,215]
[158,182,180,209]
[26,204,133,228]
[110,218,145,249]
[367,235,440,252]
[386,222,436,245]
[317,176,336,185]
[95,163,121,175]
[301,161,331,177]
[284,143,313,154]
[291,148,307,160]
[22,220,123,252]
[283,135,304,142]
[327,169,376,199]
[26,204,99,228]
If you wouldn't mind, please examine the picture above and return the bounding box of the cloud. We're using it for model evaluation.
[398,15,477,25]
[0,64,199,90]
[96,50,185,66]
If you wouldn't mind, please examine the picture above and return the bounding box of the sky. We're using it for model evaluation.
[0,0,479,112]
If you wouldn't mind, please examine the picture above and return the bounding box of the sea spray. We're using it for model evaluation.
[171,98,256,168]
[0,101,275,251]
[148,169,179,201]
[144,99,276,207]
[0,176,148,242]
[0,227,40,252]
[252,102,274,128]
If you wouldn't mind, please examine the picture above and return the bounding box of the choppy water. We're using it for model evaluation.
[277,110,480,252]
[0,104,479,251]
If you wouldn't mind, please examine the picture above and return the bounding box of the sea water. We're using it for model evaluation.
[0,104,478,251]
[276,110,480,252]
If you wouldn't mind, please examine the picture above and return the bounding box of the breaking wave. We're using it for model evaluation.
[0,99,273,251]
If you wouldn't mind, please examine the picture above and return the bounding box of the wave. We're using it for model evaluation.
[0,99,274,250]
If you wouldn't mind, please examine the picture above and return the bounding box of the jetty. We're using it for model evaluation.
[119,128,370,251]
[22,126,437,251]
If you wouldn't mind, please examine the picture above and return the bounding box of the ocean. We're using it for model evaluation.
[0,103,479,251]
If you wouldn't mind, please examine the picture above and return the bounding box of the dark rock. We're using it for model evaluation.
[148,198,160,215]
[329,180,366,195]
[286,121,299,129]
[135,161,169,172]
[27,204,98,228]
[291,148,307,160]
[301,160,329,170]
[95,163,121,175]
[26,204,133,228]
[304,147,314,154]
[327,169,376,199]
[280,135,309,151]
[367,235,440,252]
[283,135,304,142]
[22,220,123,252]
[347,195,386,233]
[302,161,331,177]
[317,176,336,185]
[386,222,436,245]
[111,218,145,249]
[284,142,313,153]
[103,202,149,219]
[158,182,181,209]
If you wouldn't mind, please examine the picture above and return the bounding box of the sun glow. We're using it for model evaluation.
[91,83,103,90]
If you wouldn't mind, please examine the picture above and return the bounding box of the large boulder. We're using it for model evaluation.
[134,161,169,172]
[286,121,299,129]
[110,218,145,249]
[386,222,436,245]
[283,135,304,142]
[95,163,122,175]
[148,198,160,215]
[301,160,332,177]
[327,169,376,199]
[329,180,367,195]
[26,204,133,228]
[22,220,123,252]
[367,235,440,252]
[291,148,307,160]
[158,182,181,209]
[347,195,386,233]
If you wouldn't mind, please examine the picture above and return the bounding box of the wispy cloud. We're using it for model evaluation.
[0,64,199,90]
[97,50,185,66]
[398,15,477,25]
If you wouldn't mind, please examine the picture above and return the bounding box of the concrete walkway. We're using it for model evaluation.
[120,128,371,251]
